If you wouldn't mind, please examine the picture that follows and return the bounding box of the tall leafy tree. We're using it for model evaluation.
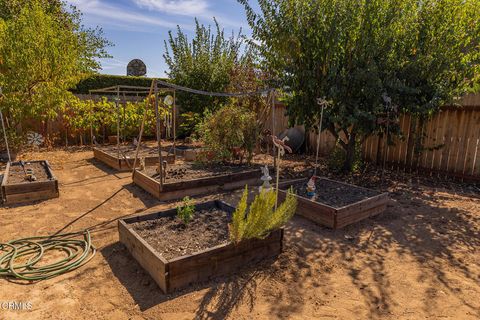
[0,0,110,133]
[239,0,480,171]
[164,19,245,117]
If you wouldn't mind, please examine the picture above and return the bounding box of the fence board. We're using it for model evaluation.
[265,94,480,180]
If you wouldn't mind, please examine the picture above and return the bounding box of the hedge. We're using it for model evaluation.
[71,74,170,94]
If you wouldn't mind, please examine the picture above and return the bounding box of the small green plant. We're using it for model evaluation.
[229,186,297,244]
[176,196,195,225]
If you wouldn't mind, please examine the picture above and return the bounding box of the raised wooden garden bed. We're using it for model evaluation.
[118,200,283,293]
[278,177,388,229]
[93,145,175,171]
[162,146,204,161]
[1,160,59,204]
[132,163,261,201]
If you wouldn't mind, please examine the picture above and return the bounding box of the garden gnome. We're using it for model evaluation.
[306,176,317,198]
[259,165,272,192]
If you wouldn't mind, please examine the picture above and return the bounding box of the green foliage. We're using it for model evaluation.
[199,105,258,163]
[163,18,246,117]
[176,197,195,225]
[71,75,168,95]
[327,142,364,173]
[62,97,158,140]
[163,19,237,114]
[0,127,24,152]
[239,0,480,171]
[230,186,297,244]
[0,0,110,132]
[178,111,202,138]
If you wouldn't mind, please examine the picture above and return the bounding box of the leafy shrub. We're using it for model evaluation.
[62,96,161,142]
[0,128,24,153]
[176,196,195,225]
[229,186,297,244]
[71,74,168,95]
[327,140,364,173]
[178,111,202,138]
[199,105,258,163]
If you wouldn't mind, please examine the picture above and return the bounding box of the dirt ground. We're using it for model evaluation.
[0,148,479,320]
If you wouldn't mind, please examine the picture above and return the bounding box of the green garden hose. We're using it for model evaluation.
[0,230,96,281]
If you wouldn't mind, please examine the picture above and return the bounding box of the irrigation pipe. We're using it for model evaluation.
[0,230,96,281]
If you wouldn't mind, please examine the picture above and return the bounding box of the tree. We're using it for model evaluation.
[0,0,110,138]
[239,0,480,171]
[164,18,246,133]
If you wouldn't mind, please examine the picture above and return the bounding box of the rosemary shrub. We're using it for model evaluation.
[230,186,297,243]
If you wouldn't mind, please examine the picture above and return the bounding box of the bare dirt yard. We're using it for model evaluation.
[0,148,479,320]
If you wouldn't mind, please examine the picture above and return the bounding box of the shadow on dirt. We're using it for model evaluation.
[100,240,279,317]
[98,165,479,319]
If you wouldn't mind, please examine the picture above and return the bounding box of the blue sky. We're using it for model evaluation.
[66,0,257,77]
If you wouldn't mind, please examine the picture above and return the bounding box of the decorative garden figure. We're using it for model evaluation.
[259,165,272,193]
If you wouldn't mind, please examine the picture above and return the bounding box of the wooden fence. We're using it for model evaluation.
[265,94,480,180]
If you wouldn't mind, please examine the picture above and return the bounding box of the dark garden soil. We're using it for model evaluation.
[7,161,50,184]
[132,208,230,260]
[143,162,258,183]
[289,178,380,208]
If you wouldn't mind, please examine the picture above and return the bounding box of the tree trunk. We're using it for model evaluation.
[343,132,357,172]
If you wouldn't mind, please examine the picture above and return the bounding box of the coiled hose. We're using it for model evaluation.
[0,230,96,281]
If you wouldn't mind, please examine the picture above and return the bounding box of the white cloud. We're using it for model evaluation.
[100,58,127,71]
[133,0,209,16]
[66,0,178,29]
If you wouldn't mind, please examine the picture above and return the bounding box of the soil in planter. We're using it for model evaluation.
[8,162,51,184]
[143,162,258,183]
[290,178,379,208]
[132,208,230,260]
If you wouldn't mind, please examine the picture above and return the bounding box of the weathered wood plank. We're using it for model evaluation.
[336,203,388,228]
[168,233,282,292]
[4,189,59,204]
[4,181,56,195]
[1,160,59,204]
[278,177,387,229]
[133,168,261,201]
[118,220,168,292]
[93,148,121,170]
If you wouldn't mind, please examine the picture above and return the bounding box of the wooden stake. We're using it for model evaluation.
[173,90,176,159]
[116,86,120,160]
[132,80,155,177]
[314,104,325,176]
[154,80,164,188]
[275,149,281,210]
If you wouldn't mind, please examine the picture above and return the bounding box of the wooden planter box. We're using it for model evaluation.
[161,145,200,158]
[278,177,388,229]
[1,160,59,205]
[93,147,175,172]
[118,200,283,293]
[132,167,261,201]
